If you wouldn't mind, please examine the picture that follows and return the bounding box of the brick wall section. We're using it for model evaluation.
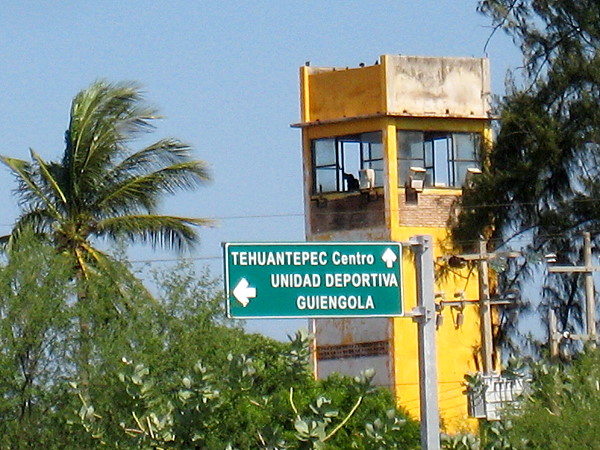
[398,191,459,228]
[308,191,459,232]
[310,193,385,234]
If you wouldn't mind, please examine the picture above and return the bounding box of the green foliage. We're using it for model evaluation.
[440,421,515,450]
[457,1,600,248]
[311,372,420,449]
[441,432,481,450]
[0,232,178,448]
[73,332,419,449]
[1,80,213,409]
[0,242,419,448]
[501,348,600,448]
[452,0,600,350]
[443,349,600,449]
[0,231,76,448]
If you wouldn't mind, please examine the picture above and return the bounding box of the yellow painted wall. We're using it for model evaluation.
[385,117,490,432]
[395,226,481,431]
[303,65,384,123]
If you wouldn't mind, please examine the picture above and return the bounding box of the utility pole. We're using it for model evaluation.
[449,240,519,374]
[548,308,560,359]
[548,231,598,346]
[411,235,440,450]
[584,232,596,338]
[477,240,493,374]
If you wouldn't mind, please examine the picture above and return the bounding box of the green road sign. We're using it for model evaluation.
[223,242,404,319]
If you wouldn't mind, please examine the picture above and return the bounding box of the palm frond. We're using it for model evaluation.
[29,149,68,206]
[12,210,59,240]
[0,234,9,252]
[79,241,158,306]
[65,81,160,202]
[96,215,213,252]
[108,138,196,176]
[0,213,57,256]
[0,155,63,219]
[96,160,210,216]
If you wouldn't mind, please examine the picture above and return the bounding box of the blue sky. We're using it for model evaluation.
[0,1,521,339]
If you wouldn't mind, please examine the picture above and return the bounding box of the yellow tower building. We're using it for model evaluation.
[293,55,493,431]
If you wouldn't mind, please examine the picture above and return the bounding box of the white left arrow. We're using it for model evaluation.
[233,278,256,307]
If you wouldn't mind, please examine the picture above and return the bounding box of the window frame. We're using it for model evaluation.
[397,130,481,188]
[311,132,383,195]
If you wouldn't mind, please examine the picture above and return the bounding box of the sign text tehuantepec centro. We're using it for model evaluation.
[224,242,403,318]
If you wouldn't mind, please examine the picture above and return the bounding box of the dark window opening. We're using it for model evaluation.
[398,131,481,188]
[312,132,383,194]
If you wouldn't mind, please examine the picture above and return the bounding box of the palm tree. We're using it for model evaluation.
[2,80,210,269]
[1,80,211,387]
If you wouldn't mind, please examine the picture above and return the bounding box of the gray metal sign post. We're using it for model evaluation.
[411,235,440,450]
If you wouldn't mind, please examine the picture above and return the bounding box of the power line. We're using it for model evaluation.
[0,231,587,266]
[0,211,305,229]
[2,188,600,228]
[1,191,600,229]
[2,204,600,265]
[129,255,223,264]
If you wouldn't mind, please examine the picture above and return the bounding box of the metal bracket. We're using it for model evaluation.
[400,238,420,247]
[407,306,435,323]
[558,332,600,342]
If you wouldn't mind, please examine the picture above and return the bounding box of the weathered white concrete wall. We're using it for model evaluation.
[385,55,491,118]
[315,318,390,344]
